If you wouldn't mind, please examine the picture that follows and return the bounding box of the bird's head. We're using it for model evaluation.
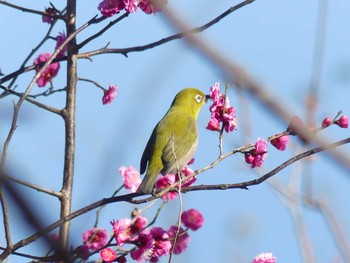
[171,88,207,117]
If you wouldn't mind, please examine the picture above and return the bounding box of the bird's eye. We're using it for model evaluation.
[195,94,202,103]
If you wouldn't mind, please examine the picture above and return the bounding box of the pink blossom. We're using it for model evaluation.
[177,166,196,187]
[156,165,197,200]
[245,138,268,168]
[33,52,60,87]
[335,115,348,128]
[82,228,108,251]
[252,252,276,263]
[100,247,117,262]
[111,216,147,246]
[209,82,221,101]
[124,0,138,12]
[119,166,141,192]
[181,209,204,231]
[245,154,255,164]
[167,226,190,255]
[322,117,332,128]
[150,227,171,261]
[270,134,289,151]
[42,7,56,24]
[206,83,237,133]
[139,0,167,14]
[223,106,238,132]
[98,0,125,17]
[75,245,90,260]
[187,158,195,165]
[55,32,67,58]
[102,84,118,105]
[206,114,221,131]
[156,174,178,200]
[130,233,154,262]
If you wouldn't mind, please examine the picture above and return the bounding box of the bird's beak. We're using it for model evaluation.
[205,95,211,102]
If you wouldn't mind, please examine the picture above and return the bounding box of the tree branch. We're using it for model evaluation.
[4,175,62,198]
[0,85,62,115]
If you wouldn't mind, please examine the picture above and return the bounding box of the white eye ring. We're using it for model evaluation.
[195,94,202,103]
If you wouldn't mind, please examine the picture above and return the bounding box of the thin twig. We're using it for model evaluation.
[0,0,64,19]
[29,87,67,99]
[78,77,105,91]
[94,185,124,227]
[0,85,62,115]
[168,139,183,263]
[4,175,62,198]
[78,13,128,49]
[0,191,11,247]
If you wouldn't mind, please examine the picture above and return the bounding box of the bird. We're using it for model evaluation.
[137,88,207,194]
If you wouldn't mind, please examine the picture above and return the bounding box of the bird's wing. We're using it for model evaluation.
[140,128,157,175]
[161,113,198,175]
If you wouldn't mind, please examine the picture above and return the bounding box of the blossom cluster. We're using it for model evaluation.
[252,252,276,263]
[119,158,196,199]
[33,32,67,88]
[322,115,348,129]
[98,0,168,17]
[206,83,237,133]
[78,208,204,262]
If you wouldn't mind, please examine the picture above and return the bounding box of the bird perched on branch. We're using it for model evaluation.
[137,88,207,194]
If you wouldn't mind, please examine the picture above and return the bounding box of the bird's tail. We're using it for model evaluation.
[136,172,158,194]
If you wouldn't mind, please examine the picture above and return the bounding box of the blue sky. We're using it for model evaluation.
[1,0,350,262]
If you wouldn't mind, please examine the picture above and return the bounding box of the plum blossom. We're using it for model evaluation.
[245,138,268,168]
[176,166,196,187]
[335,115,348,128]
[98,0,125,17]
[149,227,171,262]
[130,232,154,262]
[167,226,190,254]
[139,0,168,14]
[156,174,177,201]
[42,7,57,24]
[270,134,289,151]
[252,252,276,263]
[55,32,67,58]
[156,165,197,201]
[102,84,118,104]
[322,117,332,128]
[119,166,141,192]
[82,228,108,251]
[33,52,60,87]
[124,0,138,12]
[100,247,117,262]
[206,83,237,133]
[111,216,147,246]
[181,209,204,231]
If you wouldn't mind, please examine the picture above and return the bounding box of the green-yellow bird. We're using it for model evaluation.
[137,88,207,194]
